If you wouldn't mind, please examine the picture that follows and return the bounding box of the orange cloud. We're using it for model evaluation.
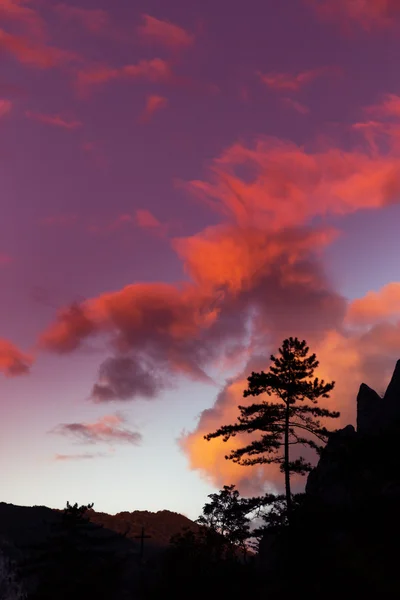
[0,28,77,68]
[258,66,339,91]
[139,94,168,123]
[173,223,339,294]
[0,99,12,117]
[0,339,32,376]
[186,136,400,230]
[25,110,82,129]
[54,3,109,33]
[180,377,281,494]
[38,119,400,491]
[51,413,142,445]
[283,97,310,114]
[180,323,400,493]
[308,0,400,30]
[40,221,347,404]
[76,58,171,95]
[138,14,195,49]
[346,283,400,326]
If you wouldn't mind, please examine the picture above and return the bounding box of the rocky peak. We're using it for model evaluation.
[357,359,400,436]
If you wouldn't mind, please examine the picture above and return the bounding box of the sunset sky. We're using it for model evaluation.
[2,0,400,520]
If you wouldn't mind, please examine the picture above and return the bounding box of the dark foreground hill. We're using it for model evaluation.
[0,502,198,599]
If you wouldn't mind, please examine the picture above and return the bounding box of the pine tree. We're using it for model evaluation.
[205,337,340,525]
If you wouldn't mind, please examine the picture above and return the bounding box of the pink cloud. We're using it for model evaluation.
[37,115,400,489]
[54,3,109,33]
[258,66,340,91]
[308,0,400,30]
[51,413,142,445]
[0,253,12,265]
[135,208,169,236]
[55,452,109,460]
[0,28,77,68]
[139,94,168,123]
[0,0,44,34]
[0,339,32,376]
[0,99,12,117]
[366,93,400,119]
[283,97,310,114]
[76,58,171,95]
[25,110,82,129]
[137,14,195,49]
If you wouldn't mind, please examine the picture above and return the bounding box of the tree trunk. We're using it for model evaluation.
[284,400,292,527]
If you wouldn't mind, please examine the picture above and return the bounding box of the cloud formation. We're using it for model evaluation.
[308,0,400,30]
[347,282,400,326]
[0,0,44,34]
[283,97,310,114]
[0,253,12,266]
[186,136,400,229]
[0,99,12,117]
[0,339,32,376]
[91,356,165,402]
[0,28,77,68]
[55,452,109,461]
[25,110,82,129]
[54,3,109,33]
[51,413,142,445]
[139,94,168,122]
[137,14,195,49]
[76,58,171,94]
[38,100,400,491]
[258,66,339,91]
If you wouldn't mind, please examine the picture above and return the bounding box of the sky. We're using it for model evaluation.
[2,0,400,521]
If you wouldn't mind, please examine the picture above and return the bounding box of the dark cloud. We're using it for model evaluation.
[91,356,165,402]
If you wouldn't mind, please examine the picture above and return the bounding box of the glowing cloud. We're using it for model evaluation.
[258,66,339,91]
[138,14,195,49]
[0,253,12,266]
[139,94,168,122]
[308,0,400,30]
[367,93,400,119]
[347,282,400,326]
[0,339,32,376]
[187,136,400,229]
[0,28,77,68]
[76,58,171,94]
[0,0,44,34]
[0,99,12,117]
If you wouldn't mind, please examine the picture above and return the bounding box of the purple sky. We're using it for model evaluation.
[2,0,400,519]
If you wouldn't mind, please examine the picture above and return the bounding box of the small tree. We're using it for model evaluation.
[205,337,340,525]
[196,485,253,557]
